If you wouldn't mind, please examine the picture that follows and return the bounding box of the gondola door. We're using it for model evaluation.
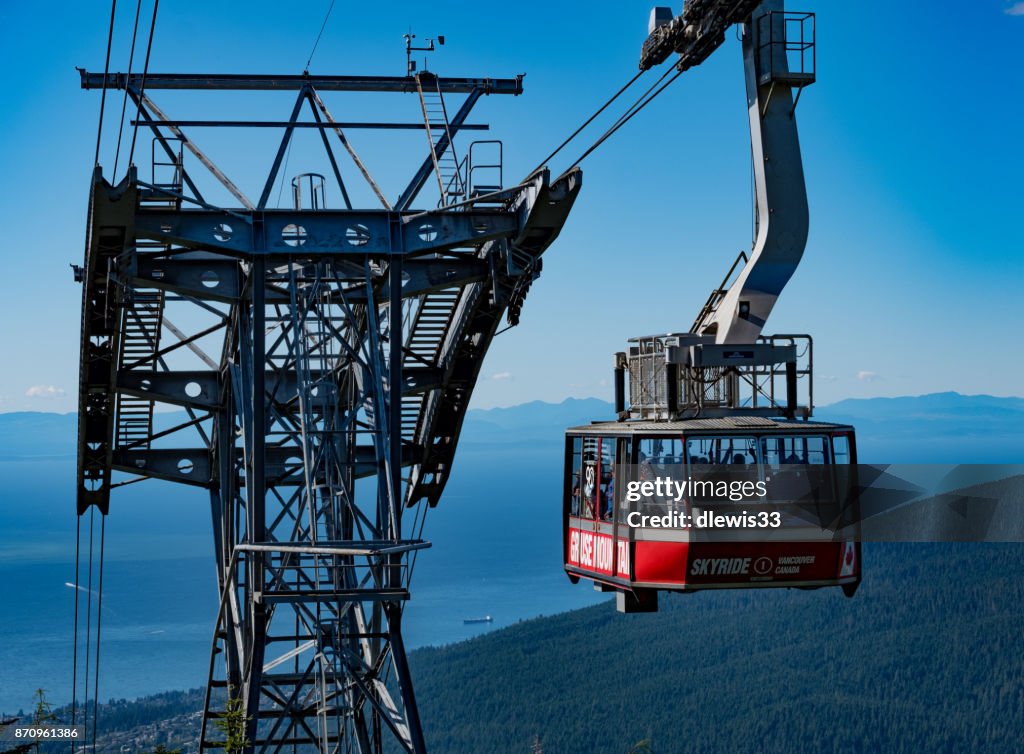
[591,437,617,579]
[567,436,617,580]
[610,437,632,582]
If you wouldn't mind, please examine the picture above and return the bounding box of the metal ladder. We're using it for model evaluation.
[691,250,748,334]
[414,73,464,206]
[116,290,165,448]
[142,136,185,209]
[467,140,504,200]
[401,289,461,442]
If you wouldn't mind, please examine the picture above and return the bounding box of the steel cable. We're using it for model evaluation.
[113,0,143,179]
[81,509,94,748]
[403,59,684,213]
[530,68,648,174]
[70,515,82,754]
[91,516,107,754]
[305,0,337,73]
[93,0,119,166]
[566,64,685,170]
[127,0,160,169]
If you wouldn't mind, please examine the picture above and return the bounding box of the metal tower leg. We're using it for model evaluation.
[197,258,427,754]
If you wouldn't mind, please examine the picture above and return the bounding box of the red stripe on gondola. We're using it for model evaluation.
[633,540,690,583]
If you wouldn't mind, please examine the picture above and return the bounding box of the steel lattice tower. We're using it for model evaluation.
[75,69,581,753]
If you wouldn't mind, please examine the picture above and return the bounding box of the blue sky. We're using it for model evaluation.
[0,0,1021,412]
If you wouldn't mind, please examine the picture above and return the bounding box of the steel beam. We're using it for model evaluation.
[133,208,519,255]
[127,255,486,303]
[80,70,524,95]
[132,119,489,130]
[115,368,441,408]
[127,255,242,302]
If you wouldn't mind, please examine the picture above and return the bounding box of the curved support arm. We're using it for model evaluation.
[702,0,809,344]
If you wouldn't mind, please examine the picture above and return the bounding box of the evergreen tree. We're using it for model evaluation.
[141,745,182,754]
[213,688,250,754]
[29,690,55,754]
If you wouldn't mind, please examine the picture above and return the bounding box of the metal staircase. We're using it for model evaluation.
[414,73,465,206]
[116,289,165,449]
[692,250,747,335]
[401,289,462,442]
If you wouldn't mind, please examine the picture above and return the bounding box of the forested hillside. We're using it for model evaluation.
[406,542,1024,753]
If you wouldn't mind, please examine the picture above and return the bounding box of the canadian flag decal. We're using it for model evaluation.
[839,541,856,577]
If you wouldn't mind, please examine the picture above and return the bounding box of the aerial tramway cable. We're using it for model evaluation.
[127,0,160,170]
[70,516,81,754]
[112,0,144,180]
[75,510,95,753]
[93,0,119,166]
[91,517,107,754]
[565,64,685,170]
[530,68,648,174]
[72,491,109,753]
[455,58,686,217]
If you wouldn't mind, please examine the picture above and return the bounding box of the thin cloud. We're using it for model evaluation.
[491,371,513,381]
[856,371,880,383]
[25,385,66,399]
[1005,2,1024,15]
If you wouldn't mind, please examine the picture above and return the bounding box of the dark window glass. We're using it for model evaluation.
[569,437,583,516]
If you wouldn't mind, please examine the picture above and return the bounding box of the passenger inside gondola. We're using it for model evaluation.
[602,468,615,520]
[762,435,835,527]
[582,461,597,519]
[688,436,760,494]
[570,469,581,516]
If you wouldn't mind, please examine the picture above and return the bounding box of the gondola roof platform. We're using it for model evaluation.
[566,417,854,434]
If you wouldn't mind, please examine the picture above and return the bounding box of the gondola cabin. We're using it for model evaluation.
[563,334,861,612]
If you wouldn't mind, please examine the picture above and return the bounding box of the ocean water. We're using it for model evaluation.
[0,444,607,713]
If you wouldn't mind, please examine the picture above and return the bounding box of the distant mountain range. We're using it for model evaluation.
[460,397,615,444]
[0,411,78,460]
[816,392,1024,463]
[461,391,1024,463]
[2,391,1022,462]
